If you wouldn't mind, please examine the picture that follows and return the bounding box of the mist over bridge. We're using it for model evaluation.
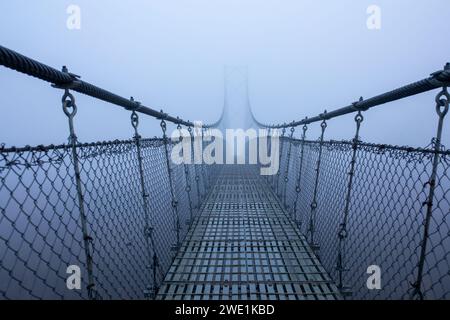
[1,46,449,300]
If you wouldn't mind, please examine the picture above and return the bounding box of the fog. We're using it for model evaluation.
[1,0,449,148]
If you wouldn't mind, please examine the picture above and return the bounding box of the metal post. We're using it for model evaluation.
[160,118,181,250]
[60,79,96,299]
[283,125,295,209]
[200,128,208,198]
[308,112,328,254]
[411,85,449,299]
[268,128,275,185]
[189,127,201,208]
[178,124,194,224]
[129,99,158,299]
[276,127,286,195]
[266,128,272,184]
[292,121,308,227]
[205,128,214,188]
[336,108,364,297]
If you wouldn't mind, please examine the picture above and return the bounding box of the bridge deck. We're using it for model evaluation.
[156,165,341,300]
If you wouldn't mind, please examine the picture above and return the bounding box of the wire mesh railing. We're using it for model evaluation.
[271,137,449,299]
[0,138,217,299]
[265,85,449,299]
[2,44,450,300]
[0,45,219,300]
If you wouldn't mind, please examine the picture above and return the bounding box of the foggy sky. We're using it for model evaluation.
[1,0,449,147]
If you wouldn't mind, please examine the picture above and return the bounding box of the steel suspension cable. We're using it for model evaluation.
[0,45,219,128]
[251,64,450,129]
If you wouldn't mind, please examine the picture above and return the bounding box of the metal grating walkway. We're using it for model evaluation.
[156,165,341,300]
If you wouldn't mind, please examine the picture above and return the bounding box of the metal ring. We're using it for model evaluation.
[62,91,77,118]
[435,88,450,117]
[160,119,167,131]
[131,111,139,129]
[354,111,364,123]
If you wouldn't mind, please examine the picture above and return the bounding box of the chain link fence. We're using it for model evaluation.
[0,138,216,299]
[1,45,449,300]
[270,132,450,299]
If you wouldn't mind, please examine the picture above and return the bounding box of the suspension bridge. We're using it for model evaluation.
[0,45,449,300]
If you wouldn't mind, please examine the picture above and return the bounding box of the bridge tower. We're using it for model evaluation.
[215,66,260,165]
